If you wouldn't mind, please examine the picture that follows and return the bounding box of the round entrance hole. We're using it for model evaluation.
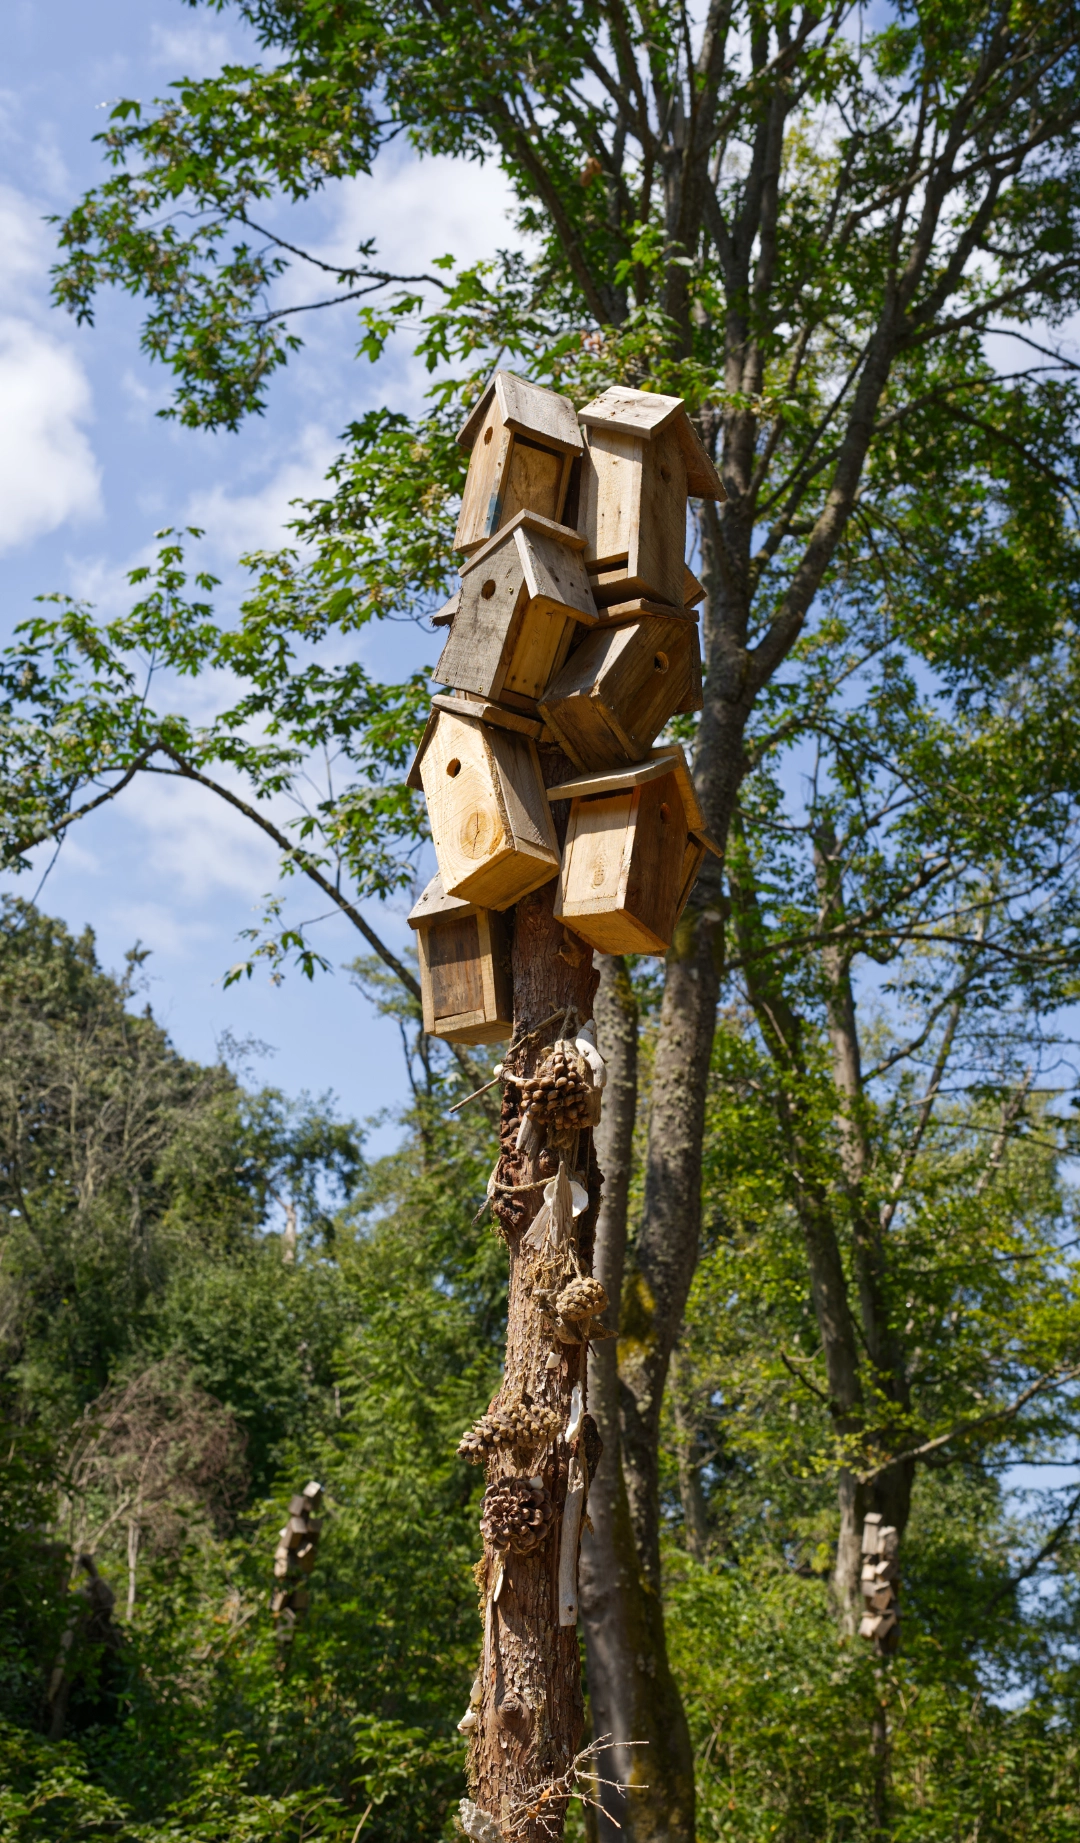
[659,802,670,823]
[483,426,494,445]
[654,651,669,674]
[446,758,462,777]
[481,579,498,600]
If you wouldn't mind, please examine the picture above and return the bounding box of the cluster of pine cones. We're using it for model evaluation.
[457,1396,561,1462]
[556,1275,608,1322]
[480,1476,556,1554]
[523,1041,592,1133]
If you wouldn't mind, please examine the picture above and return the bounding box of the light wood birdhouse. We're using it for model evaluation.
[455,371,584,555]
[408,872,513,1044]
[407,701,560,909]
[576,388,724,609]
[548,747,720,953]
[539,612,701,770]
[435,511,598,710]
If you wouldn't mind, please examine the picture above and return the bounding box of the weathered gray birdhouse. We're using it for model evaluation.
[407,871,513,1044]
[549,747,720,953]
[576,387,724,609]
[455,371,584,555]
[407,701,559,909]
[435,510,598,709]
[539,612,702,770]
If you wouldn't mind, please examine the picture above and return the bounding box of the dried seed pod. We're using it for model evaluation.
[525,1039,591,1133]
[480,1477,556,1554]
[556,1275,608,1322]
[457,1398,560,1461]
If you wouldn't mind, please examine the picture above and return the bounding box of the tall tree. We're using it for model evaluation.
[7,2,1080,1834]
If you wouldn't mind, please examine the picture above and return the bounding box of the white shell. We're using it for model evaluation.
[457,1708,479,1733]
[577,1019,597,1048]
[566,1382,585,1444]
[515,1113,541,1156]
[575,1037,607,1089]
[459,1800,505,1843]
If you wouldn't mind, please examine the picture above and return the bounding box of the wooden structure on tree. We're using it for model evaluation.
[549,748,720,954]
[406,369,720,1840]
[408,872,513,1044]
[455,372,584,556]
[576,386,725,608]
[272,1479,323,1656]
[436,511,597,708]
[860,1512,900,1654]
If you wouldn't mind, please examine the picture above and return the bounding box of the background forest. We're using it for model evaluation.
[5,0,1080,1839]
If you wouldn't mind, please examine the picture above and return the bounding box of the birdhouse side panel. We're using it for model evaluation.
[419,711,510,900]
[487,728,560,860]
[501,438,568,529]
[633,425,688,609]
[502,608,577,705]
[454,397,512,552]
[621,771,690,948]
[578,427,641,569]
[674,835,707,927]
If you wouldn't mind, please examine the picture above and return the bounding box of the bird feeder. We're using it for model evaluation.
[455,371,584,555]
[407,872,513,1044]
[576,387,724,609]
[436,511,598,710]
[548,747,721,954]
[539,611,702,770]
[407,702,560,909]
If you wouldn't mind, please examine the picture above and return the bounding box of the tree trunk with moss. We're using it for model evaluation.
[464,750,601,1843]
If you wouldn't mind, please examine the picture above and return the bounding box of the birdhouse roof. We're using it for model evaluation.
[406,696,543,791]
[458,371,584,455]
[578,387,725,501]
[546,745,723,854]
[407,871,477,928]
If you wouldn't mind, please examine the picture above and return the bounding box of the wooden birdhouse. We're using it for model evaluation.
[455,371,584,555]
[549,747,721,954]
[539,612,702,770]
[407,700,560,909]
[408,872,513,1044]
[435,510,598,709]
[576,388,724,609]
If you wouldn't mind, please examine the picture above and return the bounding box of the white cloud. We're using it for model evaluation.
[327,152,521,279]
[184,422,339,559]
[149,23,238,80]
[0,315,100,554]
[120,771,278,903]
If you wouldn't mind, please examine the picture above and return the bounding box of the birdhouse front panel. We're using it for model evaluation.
[554,769,690,953]
[539,613,702,770]
[435,514,596,707]
[408,873,513,1043]
[417,705,559,909]
[578,423,688,609]
[454,372,583,555]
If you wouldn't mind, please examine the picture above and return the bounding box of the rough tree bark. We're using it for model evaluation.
[466,748,601,1843]
[579,958,696,1843]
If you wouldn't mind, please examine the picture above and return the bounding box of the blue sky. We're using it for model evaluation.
[1,0,520,1145]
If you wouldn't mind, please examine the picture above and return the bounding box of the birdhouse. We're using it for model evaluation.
[591,562,707,622]
[408,872,513,1044]
[576,387,724,609]
[549,747,721,954]
[539,612,702,770]
[435,511,598,709]
[407,701,560,909]
[455,371,584,555]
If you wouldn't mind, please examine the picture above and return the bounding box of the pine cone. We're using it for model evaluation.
[458,1398,560,1462]
[524,1040,591,1133]
[557,1275,608,1322]
[481,1477,556,1554]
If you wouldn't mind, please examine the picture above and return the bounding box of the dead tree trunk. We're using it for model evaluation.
[464,749,602,1843]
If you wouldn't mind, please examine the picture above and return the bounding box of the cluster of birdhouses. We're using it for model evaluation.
[860,1512,899,1652]
[272,1479,322,1631]
[409,371,724,1038]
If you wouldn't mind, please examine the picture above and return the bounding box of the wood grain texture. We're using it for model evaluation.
[502,438,565,527]
[414,904,513,1042]
[553,770,689,954]
[455,395,513,551]
[439,523,597,704]
[419,707,559,909]
[494,371,583,452]
[578,427,639,568]
[431,693,544,739]
[539,614,699,769]
[634,424,688,609]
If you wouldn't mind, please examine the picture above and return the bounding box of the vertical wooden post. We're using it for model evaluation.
[460,752,601,1843]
